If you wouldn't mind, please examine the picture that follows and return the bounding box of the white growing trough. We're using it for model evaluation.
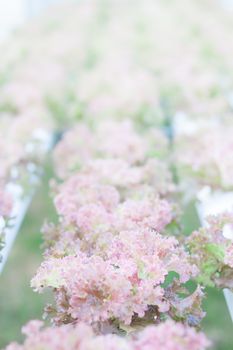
[196,187,233,322]
[0,187,34,274]
[0,130,54,275]
[173,113,233,322]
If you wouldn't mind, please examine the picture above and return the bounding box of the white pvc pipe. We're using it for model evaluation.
[0,131,54,275]
[0,191,34,274]
[224,289,233,322]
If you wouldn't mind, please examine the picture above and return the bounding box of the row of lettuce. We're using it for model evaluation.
[7,119,213,350]
[1,0,233,349]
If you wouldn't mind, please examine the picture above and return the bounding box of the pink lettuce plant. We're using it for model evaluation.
[31,227,201,329]
[5,319,210,350]
[53,120,170,181]
[175,124,233,192]
[187,212,233,289]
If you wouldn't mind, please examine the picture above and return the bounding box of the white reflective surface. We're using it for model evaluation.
[0,0,63,42]
[220,0,233,10]
[0,132,54,275]
[0,0,25,41]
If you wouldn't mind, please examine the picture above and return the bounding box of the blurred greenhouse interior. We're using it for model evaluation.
[1,0,233,350]
[0,0,62,41]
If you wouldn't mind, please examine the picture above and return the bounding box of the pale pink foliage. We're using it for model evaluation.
[32,229,197,326]
[176,124,233,190]
[5,320,210,350]
[53,120,170,181]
